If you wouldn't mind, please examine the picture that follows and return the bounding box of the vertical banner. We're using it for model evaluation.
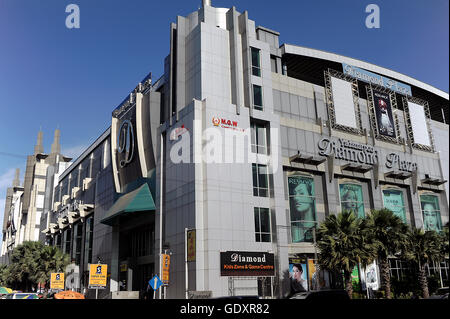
[361,261,379,291]
[339,184,365,218]
[288,176,316,243]
[372,89,396,138]
[162,254,171,283]
[50,273,65,290]
[187,229,196,262]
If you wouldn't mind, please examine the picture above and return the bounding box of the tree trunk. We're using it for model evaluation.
[380,258,391,299]
[344,270,353,299]
[418,264,429,299]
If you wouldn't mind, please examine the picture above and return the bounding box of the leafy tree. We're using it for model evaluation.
[403,228,444,298]
[365,209,409,299]
[315,211,377,299]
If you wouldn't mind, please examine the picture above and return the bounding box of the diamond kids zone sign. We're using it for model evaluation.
[88,264,108,288]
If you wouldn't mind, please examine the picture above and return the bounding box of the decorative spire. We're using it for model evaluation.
[12,168,20,187]
[34,129,44,155]
[51,128,61,154]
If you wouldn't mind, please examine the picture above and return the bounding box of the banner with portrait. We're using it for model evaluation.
[339,184,365,218]
[373,89,396,138]
[360,261,379,291]
[288,259,308,293]
[288,176,316,243]
[420,194,442,231]
[383,189,406,223]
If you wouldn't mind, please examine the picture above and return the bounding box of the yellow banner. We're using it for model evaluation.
[50,273,65,290]
[89,264,108,287]
[187,230,196,262]
[162,254,170,282]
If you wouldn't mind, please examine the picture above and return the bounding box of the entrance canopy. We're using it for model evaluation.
[100,183,155,226]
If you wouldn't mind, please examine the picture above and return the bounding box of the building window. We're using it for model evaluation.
[72,222,83,265]
[63,228,71,255]
[288,175,316,243]
[254,207,271,242]
[270,55,278,73]
[250,121,268,154]
[251,47,261,77]
[382,189,407,223]
[55,233,62,251]
[339,183,365,218]
[420,194,443,231]
[84,216,93,263]
[252,163,269,197]
[253,85,263,110]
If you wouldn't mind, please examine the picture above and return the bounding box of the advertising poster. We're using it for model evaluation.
[289,261,308,293]
[373,89,396,138]
[220,251,275,277]
[339,184,365,218]
[330,76,358,128]
[361,261,379,291]
[307,260,330,291]
[383,189,407,223]
[187,229,196,262]
[420,195,442,231]
[88,264,108,288]
[408,101,431,147]
[351,266,361,292]
[50,273,65,290]
[288,176,316,243]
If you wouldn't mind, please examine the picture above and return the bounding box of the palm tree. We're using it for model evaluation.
[403,228,444,298]
[365,209,409,299]
[316,211,377,298]
[8,241,70,291]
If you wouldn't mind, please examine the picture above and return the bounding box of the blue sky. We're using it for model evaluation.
[0,0,448,235]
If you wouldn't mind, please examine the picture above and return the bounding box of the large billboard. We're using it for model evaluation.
[330,76,358,129]
[408,101,431,147]
[372,89,396,138]
[220,251,275,277]
[288,175,316,243]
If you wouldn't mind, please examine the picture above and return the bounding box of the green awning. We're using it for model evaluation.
[100,183,155,226]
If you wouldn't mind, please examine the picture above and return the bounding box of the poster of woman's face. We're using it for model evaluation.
[288,176,316,242]
[339,184,365,218]
[289,263,308,292]
[420,195,442,231]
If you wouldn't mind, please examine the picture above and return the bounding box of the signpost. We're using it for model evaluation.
[88,264,108,299]
[50,273,65,290]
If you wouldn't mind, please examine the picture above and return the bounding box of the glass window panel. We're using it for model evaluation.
[253,85,263,110]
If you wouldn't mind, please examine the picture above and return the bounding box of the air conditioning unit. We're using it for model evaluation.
[71,187,80,199]
[53,201,61,211]
[62,195,70,205]
[82,178,92,191]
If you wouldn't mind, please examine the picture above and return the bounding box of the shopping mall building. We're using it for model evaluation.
[3,0,448,298]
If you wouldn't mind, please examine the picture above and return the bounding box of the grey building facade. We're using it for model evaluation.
[33,0,448,299]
